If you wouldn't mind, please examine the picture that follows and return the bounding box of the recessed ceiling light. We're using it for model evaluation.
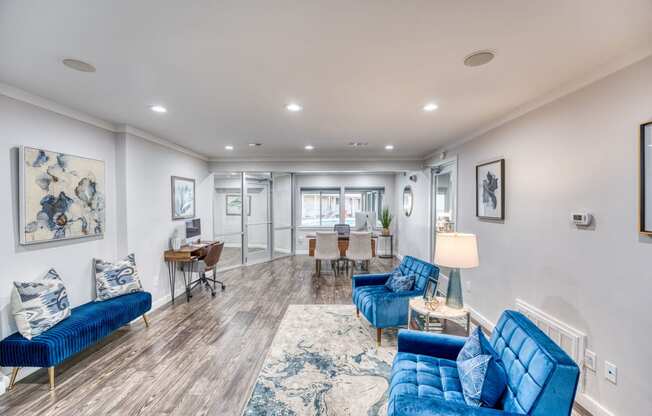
[62,58,96,73]
[464,50,495,67]
[149,105,167,113]
[248,143,262,147]
[423,103,438,112]
[225,145,234,151]
[385,145,395,150]
[304,145,314,150]
[286,103,303,112]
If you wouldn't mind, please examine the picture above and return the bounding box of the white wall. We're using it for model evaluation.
[394,169,432,262]
[119,133,212,305]
[448,55,652,415]
[0,96,118,337]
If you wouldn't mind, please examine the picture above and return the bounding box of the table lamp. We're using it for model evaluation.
[434,233,479,309]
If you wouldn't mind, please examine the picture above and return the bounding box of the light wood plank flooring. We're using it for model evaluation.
[0,256,397,416]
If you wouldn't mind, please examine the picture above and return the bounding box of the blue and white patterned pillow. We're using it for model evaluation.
[457,327,507,407]
[93,253,143,301]
[11,269,71,340]
[384,272,415,292]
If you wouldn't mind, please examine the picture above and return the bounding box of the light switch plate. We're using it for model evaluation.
[605,361,617,384]
[584,349,597,372]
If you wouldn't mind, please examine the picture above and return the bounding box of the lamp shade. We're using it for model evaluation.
[434,233,479,269]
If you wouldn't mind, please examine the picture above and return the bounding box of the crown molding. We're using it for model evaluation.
[0,82,209,162]
[116,125,208,161]
[422,44,652,161]
[0,81,117,132]
[207,156,423,163]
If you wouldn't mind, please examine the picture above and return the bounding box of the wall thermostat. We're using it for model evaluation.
[570,212,592,226]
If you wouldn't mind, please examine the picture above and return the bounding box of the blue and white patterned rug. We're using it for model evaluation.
[243,304,398,416]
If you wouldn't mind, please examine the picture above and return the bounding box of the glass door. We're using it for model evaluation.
[245,172,272,264]
[213,172,244,269]
[431,161,457,260]
[272,173,293,258]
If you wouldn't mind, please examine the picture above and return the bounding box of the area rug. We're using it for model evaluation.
[243,304,398,416]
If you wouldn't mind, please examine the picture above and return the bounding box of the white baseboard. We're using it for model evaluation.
[576,393,615,416]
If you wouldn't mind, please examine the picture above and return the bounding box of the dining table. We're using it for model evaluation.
[305,233,377,257]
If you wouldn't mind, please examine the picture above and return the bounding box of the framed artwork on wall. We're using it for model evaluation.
[19,146,106,244]
[226,194,251,216]
[639,121,652,235]
[171,176,195,220]
[476,158,505,220]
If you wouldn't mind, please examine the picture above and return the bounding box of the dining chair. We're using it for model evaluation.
[315,231,340,277]
[347,231,373,272]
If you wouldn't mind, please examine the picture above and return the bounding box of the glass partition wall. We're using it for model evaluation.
[212,172,294,269]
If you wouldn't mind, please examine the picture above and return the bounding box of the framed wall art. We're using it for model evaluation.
[639,121,652,234]
[19,146,106,244]
[171,176,195,220]
[476,158,505,220]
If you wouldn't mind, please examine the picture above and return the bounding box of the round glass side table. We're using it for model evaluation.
[408,297,470,335]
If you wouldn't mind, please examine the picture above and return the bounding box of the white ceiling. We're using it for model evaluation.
[1,1,651,160]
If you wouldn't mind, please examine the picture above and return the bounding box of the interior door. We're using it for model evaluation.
[272,173,293,258]
[213,172,244,269]
[245,172,272,264]
[431,161,457,259]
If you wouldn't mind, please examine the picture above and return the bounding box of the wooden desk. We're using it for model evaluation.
[164,241,220,303]
[306,235,376,257]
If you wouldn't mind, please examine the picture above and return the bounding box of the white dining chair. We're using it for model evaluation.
[347,231,373,272]
[315,231,340,276]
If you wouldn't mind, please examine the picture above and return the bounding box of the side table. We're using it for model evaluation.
[408,297,470,335]
[377,234,394,259]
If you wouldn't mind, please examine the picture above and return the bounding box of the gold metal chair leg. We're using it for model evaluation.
[48,367,55,391]
[142,314,150,328]
[8,367,19,390]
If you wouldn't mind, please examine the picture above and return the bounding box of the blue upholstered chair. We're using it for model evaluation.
[388,310,580,416]
[352,256,439,345]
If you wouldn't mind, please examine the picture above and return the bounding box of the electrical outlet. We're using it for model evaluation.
[465,280,472,293]
[584,349,597,372]
[605,361,617,384]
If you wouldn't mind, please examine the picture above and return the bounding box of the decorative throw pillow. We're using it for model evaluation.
[384,272,415,292]
[94,253,143,301]
[457,327,507,407]
[11,269,71,340]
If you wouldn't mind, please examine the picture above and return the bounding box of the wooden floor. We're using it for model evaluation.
[0,255,397,416]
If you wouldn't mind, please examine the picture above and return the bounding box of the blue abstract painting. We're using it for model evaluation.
[20,146,105,244]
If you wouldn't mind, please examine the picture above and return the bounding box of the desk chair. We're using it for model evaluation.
[347,231,373,272]
[185,242,226,297]
[315,232,340,277]
[333,224,351,271]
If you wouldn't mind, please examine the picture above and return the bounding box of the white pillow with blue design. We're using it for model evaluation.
[384,271,415,292]
[93,253,143,301]
[11,269,71,340]
[456,326,507,408]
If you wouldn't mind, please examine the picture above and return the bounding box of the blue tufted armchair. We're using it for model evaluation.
[352,256,439,345]
[388,310,580,416]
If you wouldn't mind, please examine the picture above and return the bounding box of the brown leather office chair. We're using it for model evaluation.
[187,242,226,297]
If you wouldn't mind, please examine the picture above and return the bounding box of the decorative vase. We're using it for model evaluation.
[382,228,390,236]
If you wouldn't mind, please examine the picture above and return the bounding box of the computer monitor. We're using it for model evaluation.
[354,211,377,231]
[185,218,201,240]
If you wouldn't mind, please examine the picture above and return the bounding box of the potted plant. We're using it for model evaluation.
[380,207,393,236]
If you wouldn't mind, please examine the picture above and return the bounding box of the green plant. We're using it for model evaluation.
[380,207,393,229]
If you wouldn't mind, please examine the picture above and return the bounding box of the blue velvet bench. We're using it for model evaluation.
[0,291,152,391]
[352,256,440,346]
[388,310,580,416]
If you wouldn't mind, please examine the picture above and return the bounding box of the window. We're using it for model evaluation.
[344,188,384,227]
[300,189,340,227]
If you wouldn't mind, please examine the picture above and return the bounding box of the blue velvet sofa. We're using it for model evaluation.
[0,291,152,390]
[388,310,580,416]
[352,256,439,345]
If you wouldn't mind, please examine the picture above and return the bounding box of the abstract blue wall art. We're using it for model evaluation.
[476,158,505,220]
[20,146,105,244]
[171,176,195,220]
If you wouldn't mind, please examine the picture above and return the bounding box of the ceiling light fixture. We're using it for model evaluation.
[304,145,314,150]
[423,103,438,112]
[464,50,496,67]
[248,143,262,147]
[225,145,234,151]
[62,58,96,73]
[286,103,303,112]
[149,105,167,113]
[385,145,395,150]
[348,141,368,148]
